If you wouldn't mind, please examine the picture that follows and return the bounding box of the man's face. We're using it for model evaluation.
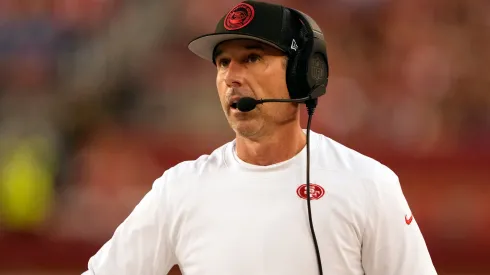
[215,39,298,138]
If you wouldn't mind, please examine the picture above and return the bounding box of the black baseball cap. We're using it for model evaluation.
[188,1,305,63]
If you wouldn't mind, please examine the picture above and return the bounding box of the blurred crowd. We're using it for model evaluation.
[0,0,489,272]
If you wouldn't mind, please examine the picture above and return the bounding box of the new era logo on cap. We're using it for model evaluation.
[291,39,298,51]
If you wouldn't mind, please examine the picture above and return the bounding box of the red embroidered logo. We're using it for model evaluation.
[224,3,255,30]
[296,184,325,200]
[405,214,414,225]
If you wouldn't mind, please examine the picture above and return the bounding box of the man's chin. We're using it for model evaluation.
[230,121,263,139]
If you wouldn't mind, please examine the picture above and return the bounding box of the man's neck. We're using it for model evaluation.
[235,125,307,166]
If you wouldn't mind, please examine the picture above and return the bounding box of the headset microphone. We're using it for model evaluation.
[236,96,311,112]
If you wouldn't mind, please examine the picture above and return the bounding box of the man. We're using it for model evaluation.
[83,1,437,274]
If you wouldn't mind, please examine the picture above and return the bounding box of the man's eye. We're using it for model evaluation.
[218,59,230,68]
[246,54,261,63]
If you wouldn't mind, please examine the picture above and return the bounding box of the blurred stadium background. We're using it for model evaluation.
[0,0,489,274]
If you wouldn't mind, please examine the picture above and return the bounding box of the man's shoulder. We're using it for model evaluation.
[156,140,232,186]
[313,131,397,183]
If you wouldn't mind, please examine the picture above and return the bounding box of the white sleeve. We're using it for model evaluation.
[361,166,438,275]
[82,175,177,275]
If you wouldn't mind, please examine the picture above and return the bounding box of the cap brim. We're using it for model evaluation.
[188,33,285,63]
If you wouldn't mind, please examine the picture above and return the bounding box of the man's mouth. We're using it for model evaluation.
[229,97,241,110]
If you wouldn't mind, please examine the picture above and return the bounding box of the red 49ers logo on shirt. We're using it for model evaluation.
[296,184,325,200]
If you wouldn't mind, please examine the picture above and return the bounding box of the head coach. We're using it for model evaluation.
[83,1,437,274]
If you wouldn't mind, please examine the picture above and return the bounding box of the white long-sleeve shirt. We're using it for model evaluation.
[83,130,437,275]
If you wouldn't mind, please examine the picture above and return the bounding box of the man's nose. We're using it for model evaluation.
[224,61,245,88]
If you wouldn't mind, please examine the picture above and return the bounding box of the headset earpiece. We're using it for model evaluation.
[285,9,329,100]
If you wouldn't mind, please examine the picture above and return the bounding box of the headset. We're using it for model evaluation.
[285,8,329,102]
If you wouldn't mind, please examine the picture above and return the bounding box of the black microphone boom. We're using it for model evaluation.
[236,96,311,112]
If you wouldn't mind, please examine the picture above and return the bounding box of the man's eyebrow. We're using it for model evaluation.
[213,48,223,61]
[244,44,265,51]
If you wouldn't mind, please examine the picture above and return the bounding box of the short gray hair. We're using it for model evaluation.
[282,56,288,69]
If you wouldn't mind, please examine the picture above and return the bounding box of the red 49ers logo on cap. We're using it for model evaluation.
[296,184,325,200]
[224,3,255,30]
